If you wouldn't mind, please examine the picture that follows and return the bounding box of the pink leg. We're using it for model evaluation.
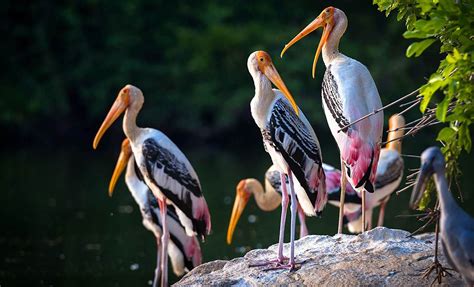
[158,199,169,287]
[264,169,301,271]
[297,203,308,238]
[249,173,289,267]
[377,196,389,227]
[152,240,162,287]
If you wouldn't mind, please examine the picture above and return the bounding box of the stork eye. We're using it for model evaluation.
[259,58,264,62]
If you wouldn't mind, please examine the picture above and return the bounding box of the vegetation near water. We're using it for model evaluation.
[374,0,473,209]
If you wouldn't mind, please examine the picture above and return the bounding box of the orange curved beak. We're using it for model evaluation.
[226,180,250,245]
[109,139,133,196]
[257,52,300,116]
[281,11,334,79]
[93,88,130,149]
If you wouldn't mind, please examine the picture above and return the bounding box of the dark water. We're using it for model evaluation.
[1,140,473,286]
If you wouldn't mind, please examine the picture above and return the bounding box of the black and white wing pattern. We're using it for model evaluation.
[375,150,404,190]
[142,138,210,239]
[264,98,326,209]
[322,65,350,133]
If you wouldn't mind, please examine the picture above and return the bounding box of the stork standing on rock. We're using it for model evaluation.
[247,51,327,270]
[280,6,384,234]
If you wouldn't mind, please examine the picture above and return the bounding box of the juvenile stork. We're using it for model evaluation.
[93,85,211,286]
[410,147,474,285]
[108,139,202,286]
[247,51,326,270]
[226,165,309,245]
[281,6,384,233]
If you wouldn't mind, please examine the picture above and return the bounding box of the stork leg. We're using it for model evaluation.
[152,240,162,287]
[337,157,347,234]
[263,169,301,271]
[297,203,308,238]
[249,173,289,267]
[361,189,366,233]
[367,208,373,231]
[158,199,169,287]
[377,196,390,227]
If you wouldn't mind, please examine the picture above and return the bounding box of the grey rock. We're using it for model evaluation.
[175,227,464,286]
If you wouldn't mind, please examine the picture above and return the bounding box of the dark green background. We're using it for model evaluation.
[1,1,472,286]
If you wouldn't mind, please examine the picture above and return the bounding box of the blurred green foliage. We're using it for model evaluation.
[374,0,473,210]
[2,1,439,146]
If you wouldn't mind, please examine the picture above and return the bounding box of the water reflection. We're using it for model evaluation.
[0,145,472,285]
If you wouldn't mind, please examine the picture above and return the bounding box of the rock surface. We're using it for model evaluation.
[175,227,463,286]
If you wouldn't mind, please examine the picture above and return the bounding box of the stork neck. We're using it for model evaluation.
[251,74,275,128]
[248,179,281,211]
[386,130,403,153]
[123,102,142,142]
[322,17,347,65]
[434,170,456,214]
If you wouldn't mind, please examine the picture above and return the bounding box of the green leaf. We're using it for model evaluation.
[406,39,436,57]
[436,127,455,141]
[459,124,472,152]
[436,95,450,122]
[403,30,430,39]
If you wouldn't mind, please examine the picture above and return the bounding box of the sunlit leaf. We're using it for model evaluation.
[406,39,436,57]
[436,127,455,141]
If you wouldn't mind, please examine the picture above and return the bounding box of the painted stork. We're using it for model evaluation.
[280,6,384,233]
[108,139,201,286]
[247,51,326,270]
[226,165,309,246]
[410,147,474,285]
[93,85,211,286]
[327,115,405,232]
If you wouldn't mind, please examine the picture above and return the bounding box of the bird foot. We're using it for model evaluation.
[262,260,302,272]
[422,259,453,285]
[248,256,288,267]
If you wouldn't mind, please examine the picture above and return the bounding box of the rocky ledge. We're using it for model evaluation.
[175,227,463,286]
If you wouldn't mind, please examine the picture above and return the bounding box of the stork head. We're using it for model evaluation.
[410,147,445,209]
[93,85,144,149]
[280,7,347,78]
[226,179,253,245]
[108,138,133,197]
[247,51,299,115]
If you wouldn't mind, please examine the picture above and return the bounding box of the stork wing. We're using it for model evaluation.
[142,138,210,238]
[375,151,404,189]
[267,98,325,206]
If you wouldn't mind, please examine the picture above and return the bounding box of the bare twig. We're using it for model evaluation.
[336,88,420,133]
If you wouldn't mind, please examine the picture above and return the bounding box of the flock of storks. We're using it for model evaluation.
[92,6,474,287]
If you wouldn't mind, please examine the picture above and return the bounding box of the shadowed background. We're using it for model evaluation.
[1,0,473,286]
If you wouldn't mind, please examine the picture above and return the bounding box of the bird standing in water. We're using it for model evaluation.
[108,139,202,286]
[247,51,326,270]
[93,85,211,286]
[281,6,383,233]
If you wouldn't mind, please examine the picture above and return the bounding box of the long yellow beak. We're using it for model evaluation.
[93,90,130,149]
[262,61,300,116]
[226,181,250,245]
[109,139,133,196]
[281,15,333,79]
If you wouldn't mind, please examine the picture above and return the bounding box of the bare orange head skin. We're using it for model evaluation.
[108,138,133,196]
[93,85,132,150]
[281,6,336,78]
[254,51,299,116]
[226,179,251,245]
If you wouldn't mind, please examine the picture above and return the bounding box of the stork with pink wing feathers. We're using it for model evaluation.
[281,6,383,233]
